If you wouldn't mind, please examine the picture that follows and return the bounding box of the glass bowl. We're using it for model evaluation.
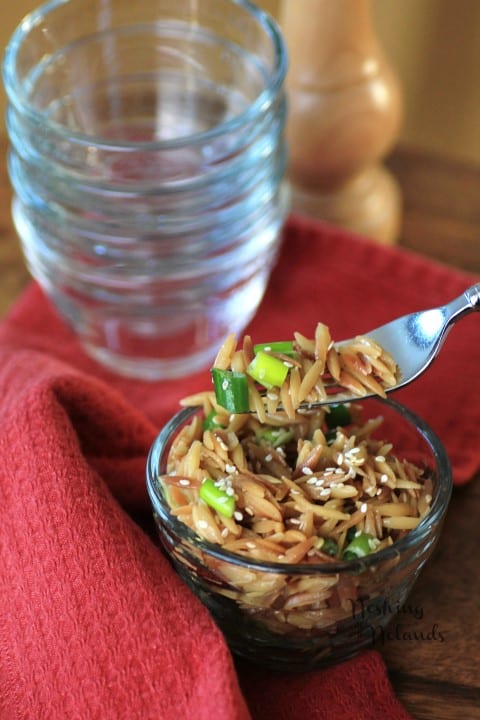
[146,397,452,671]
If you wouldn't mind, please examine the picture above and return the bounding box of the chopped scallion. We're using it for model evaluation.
[211,368,250,413]
[325,404,352,430]
[320,537,339,557]
[199,478,235,518]
[254,341,296,357]
[203,410,225,431]
[342,532,379,560]
[258,427,294,448]
[247,350,289,389]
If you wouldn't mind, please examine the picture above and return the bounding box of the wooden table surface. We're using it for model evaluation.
[1,136,480,719]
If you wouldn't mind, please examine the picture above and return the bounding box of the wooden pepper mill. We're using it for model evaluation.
[279,0,403,244]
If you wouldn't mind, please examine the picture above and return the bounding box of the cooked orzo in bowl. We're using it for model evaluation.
[146,394,452,670]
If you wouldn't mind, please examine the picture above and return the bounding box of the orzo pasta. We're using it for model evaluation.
[209,323,400,419]
[159,390,433,633]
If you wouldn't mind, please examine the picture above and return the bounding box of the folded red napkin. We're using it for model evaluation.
[1,215,478,720]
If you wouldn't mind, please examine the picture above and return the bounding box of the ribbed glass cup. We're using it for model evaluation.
[3,0,288,379]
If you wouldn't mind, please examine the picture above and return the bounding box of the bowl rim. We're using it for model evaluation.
[146,397,453,575]
[2,0,287,151]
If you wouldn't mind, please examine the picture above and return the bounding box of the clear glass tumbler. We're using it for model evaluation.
[3,0,288,379]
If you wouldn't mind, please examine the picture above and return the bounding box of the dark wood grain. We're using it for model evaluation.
[1,136,480,718]
[382,476,480,719]
[387,146,480,273]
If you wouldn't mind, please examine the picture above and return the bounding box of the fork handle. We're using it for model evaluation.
[443,283,480,328]
[465,283,480,310]
[445,283,480,327]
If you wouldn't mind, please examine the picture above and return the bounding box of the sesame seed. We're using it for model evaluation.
[234,511,244,522]
[267,393,279,401]
[244,507,254,516]
[336,453,344,465]
[221,528,229,537]
[197,520,208,529]
[320,488,331,497]
[179,479,190,486]
[302,466,314,475]
[345,448,363,465]
[225,487,235,496]
[265,454,273,462]
[283,361,294,368]
[222,379,229,391]
[380,474,389,484]
[225,463,237,474]
[246,542,256,549]
[375,455,385,462]
[360,503,368,513]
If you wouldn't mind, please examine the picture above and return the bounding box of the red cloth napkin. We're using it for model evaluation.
[1,215,478,720]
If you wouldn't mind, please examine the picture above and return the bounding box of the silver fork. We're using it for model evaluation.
[294,283,480,407]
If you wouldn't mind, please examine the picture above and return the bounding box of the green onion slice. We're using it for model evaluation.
[258,427,294,448]
[342,532,379,560]
[211,368,250,413]
[199,478,235,518]
[325,404,352,430]
[254,341,296,357]
[203,410,225,431]
[319,537,339,557]
[247,350,290,389]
